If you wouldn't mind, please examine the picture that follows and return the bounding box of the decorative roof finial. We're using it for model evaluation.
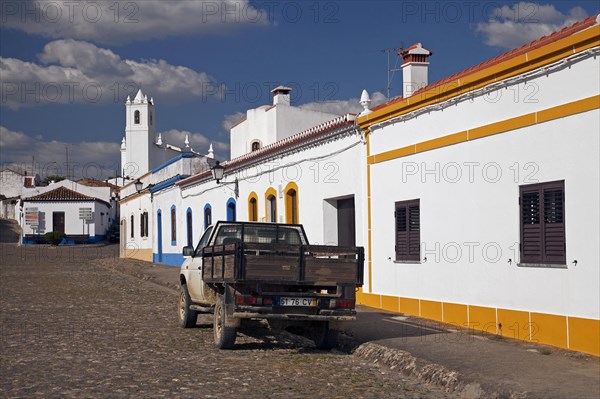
[184,134,190,148]
[359,89,372,116]
[208,144,214,159]
[126,95,131,104]
[150,97,154,105]
[156,133,163,146]
[121,137,126,149]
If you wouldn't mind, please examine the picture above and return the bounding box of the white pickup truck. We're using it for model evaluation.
[178,221,364,349]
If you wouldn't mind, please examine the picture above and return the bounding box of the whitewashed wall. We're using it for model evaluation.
[368,53,600,319]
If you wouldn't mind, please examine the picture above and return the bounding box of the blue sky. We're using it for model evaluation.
[1,1,598,178]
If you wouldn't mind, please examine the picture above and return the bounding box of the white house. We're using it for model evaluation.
[0,168,41,220]
[22,186,113,244]
[357,15,600,356]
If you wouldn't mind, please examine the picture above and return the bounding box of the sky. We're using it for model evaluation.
[1,0,598,179]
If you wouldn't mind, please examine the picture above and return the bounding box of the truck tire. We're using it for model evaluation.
[214,295,236,349]
[178,284,198,328]
[312,322,338,350]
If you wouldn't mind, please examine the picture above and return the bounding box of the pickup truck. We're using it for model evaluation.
[178,221,364,349]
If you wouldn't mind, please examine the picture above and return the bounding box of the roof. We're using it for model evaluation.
[372,14,599,112]
[0,167,24,176]
[77,178,119,190]
[178,113,357,187]
[25,186,98,202]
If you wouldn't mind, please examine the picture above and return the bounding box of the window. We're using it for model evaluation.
[130,214,134,238]
[204,204,212,229]
[285,182,299,224]
[134,110,140,124]
[251,141,261,151]
[227,198,236,222]
[520,180,565,265]
[248,192,258,222]
[395,199,420,262]
[186,208,193,247]
[265,187,277,223]
[170,206,176,244]
[140,211,148,237]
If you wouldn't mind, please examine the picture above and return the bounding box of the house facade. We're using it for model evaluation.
[357,16,600,356]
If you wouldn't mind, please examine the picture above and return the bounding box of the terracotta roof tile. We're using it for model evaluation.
[26,186,95,201]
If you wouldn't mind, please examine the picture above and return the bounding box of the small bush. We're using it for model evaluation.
[44,231,66,245]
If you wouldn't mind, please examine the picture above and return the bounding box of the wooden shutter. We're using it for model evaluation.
[395,199,420,261]
[520,181,565,264]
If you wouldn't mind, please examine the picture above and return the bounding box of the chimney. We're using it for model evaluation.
[400,43,432,97]
[271,86,292,106]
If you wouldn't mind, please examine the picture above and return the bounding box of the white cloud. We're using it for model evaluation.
[298,91,387,115]
[476,2,588,49]
[0,126,121,179]
[1,0,270,44]
[222,112,246,131]
[0,39,222,109]
[160,129,230,159]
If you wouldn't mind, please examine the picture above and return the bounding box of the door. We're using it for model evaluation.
[157,210,163,263]
[52,212,65,234]
[337,198,355,247]
[187,226,213,303]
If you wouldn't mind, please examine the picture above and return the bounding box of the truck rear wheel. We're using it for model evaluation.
[178,284,197,328]
[214,295,236,349]
[312,321,338,350]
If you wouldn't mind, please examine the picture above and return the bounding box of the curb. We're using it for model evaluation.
[352,342,528,399]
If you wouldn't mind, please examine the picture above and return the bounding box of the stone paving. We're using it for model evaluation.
[0,242,458,398]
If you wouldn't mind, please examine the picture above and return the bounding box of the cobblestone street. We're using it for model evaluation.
[0,242,456,398]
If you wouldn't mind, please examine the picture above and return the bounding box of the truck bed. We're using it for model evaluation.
[202,242,364,286]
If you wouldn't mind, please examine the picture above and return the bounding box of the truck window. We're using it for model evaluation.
[194,226,213,256]
[213,224,242,245]
[242,225,304,245]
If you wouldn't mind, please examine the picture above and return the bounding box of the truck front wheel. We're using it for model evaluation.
[214,295,237,349]
[178,284,197,328]
[312,321,338,350]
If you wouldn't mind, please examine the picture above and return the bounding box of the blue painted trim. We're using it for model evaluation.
[170,205,177,246]
[186,207,193,247]
[152,252,184,266]
[157,209,163,263]
[150,175,189,193]
[21,235,107,244]
[151,153,194,174]
[226,197,236,222]
[203,203,212,229]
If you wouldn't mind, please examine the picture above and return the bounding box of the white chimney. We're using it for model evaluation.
[271,86,292,106]
[400,43,432,97]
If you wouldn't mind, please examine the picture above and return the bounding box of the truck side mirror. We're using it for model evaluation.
[182,246,194,257]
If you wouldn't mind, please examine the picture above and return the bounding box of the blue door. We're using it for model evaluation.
[157,210,163,263]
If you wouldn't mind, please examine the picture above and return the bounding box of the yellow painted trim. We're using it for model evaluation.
[368,95,600,165]
[358,27,600,129]
[568,317,600,356]
[356,294,600,356]
[247,191,258,222]
[415,131,468,153]
[443,302,469,328]
[421,300,443,322]
[399,297,420,317]
[497,308,531,341]
[469,305,497,334]
[366,133,373,293]
[122,248,153,262]
[381,295,400,313]
[283,181,299,224]
[531,312,568,349]
[264,187,277,223]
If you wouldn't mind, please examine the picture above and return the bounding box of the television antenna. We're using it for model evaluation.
[376,44,404,98]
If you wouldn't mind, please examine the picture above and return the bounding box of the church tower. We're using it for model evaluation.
[122,89,156,178]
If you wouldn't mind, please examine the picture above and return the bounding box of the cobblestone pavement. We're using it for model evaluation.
[0,243,458,399]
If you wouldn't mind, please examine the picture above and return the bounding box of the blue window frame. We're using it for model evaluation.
[204,204,212,230]
[226,198,236,222]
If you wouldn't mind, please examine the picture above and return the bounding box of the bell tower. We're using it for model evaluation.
[122,89,156,178]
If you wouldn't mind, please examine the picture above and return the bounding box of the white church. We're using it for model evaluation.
[118,15,600,357]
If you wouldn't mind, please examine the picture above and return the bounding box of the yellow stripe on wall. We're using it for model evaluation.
[368,95,600,165]
[356,293,600,357]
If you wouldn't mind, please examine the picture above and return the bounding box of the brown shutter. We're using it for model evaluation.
[520,180,565,264]
[395,199,420,261]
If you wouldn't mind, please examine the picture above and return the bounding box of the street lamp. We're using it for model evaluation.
[210,160,238,198]
[134,179,143,192]
[211,161,225,183]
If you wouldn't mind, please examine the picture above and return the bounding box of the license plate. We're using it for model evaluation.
[278,297,316,307]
